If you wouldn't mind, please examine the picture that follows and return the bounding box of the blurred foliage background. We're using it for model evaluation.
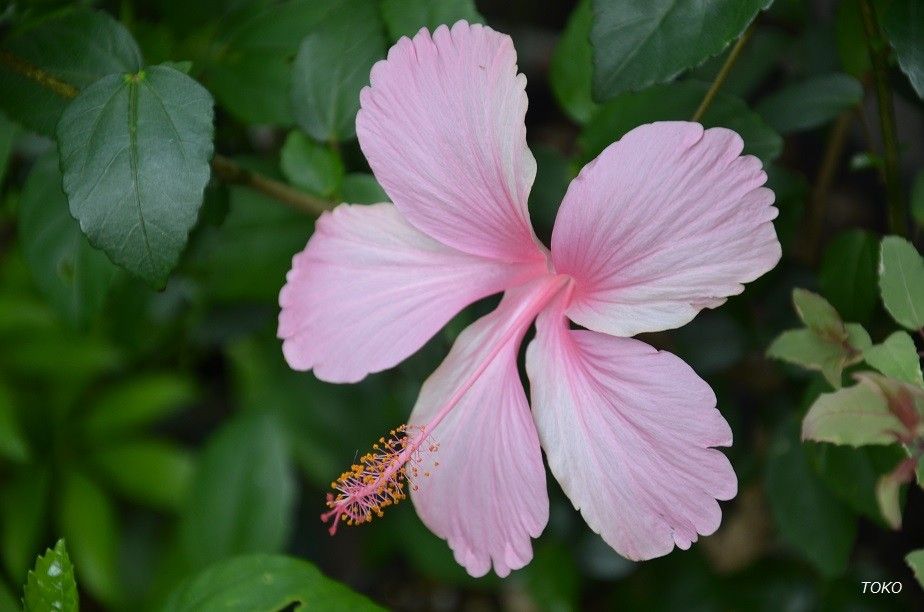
[0,0,923,610]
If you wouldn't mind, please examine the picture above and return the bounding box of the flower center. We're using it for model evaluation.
[321,274,572,534]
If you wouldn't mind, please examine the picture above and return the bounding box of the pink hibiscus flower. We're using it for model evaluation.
[279,21,781,577]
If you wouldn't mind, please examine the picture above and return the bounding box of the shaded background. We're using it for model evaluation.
[0,0,923,609]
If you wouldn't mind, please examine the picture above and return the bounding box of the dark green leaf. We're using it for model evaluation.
[83,373,195,441]
[521,542,580,611]
[380,0,482,42]
[280,131,344,198]
[57,65,214,287]
[834,0,870,77]
[529,145,573,229]
[342,173,388,204]
[23,540,78,612]
[863,331,923,386]
[818,229,877,323]
[692,28,791,98]
[0,8,143,136]
[0,467,49,582]
[581,81,782,164]
[18,153,117,327]
[808,444,902,526]
[550,0,598,123]
[90,440,194,511]
[765,417,856,576]
[290,0,385,142]
[0,380,28,462]
[878,236,924,330]
[162,554,384,611]
[0,112,16,185]
[178,411,295,570]
[756,73,862,134]
[912,170,924,229]
[58,469,119,603]
[590,0,771,100]
[204,0,348,124]
[881,0,924,99]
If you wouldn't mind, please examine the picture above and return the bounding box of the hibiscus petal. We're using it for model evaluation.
[551,121,781,337]
[525,306,737,561]
[278,203,544,383]
[357,21,544,263]
[409,281,550,577]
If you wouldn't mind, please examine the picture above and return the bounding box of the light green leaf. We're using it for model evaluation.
[23,540,78,612]
[756,73,862,134]
[178,411,295,570]
[280,132,344,198]
[766,417,857,576]
[58,470,119,603]
[290,0,384,142]
[90,440,194,511]
[801,379,904,446]
[204,0,347,124]
[57,65,214,287]
[907,549,924,589]
[766,324,870,388]
[0,467,49,582]
[380,0,482,42]
[590,0,771,100]
[864,331,923,386]
[0,381,28,462]
[792,288,846,338]
[18,153,117,327]
[878,236,924,330]
[162,554,384,611]
[83,373,196,441]
[881,0,924,99]
[0,8,143,135]
[818,230,878,323]
[875,468,904,529]
[550,0,598,123]
[342,173,387,204]
[581,81,782,164]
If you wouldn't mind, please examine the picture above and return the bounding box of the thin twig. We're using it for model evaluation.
[211,155,332,215]
[802,112,853,264]
[859,0,907,236]
[691,22,757,122]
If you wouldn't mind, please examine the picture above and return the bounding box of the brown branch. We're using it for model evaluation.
[210,155,332,215]
[691,22,756,122]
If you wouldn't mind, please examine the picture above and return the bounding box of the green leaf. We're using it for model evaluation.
[550,0,598,124]
[380,0,483,42]
[765,417,857,576]
[280,132,344,198]
[90,440,194,511]
[178,411,295,570]
[878,236,924,330]
[875,468,904,529]
[581,81,782,164]
[0,8,143,135]
[864,331,923,386]
[83,373,196,441]
[58,470,119,603]
[203,1,347,125]
[589,0,771,100]
[756,73,862,134]
[18,153,117,327]
[290,0,385,142]
[818,230,878,323]
[56,65,214,287]
[0,467,49,582]
[0,380,29,462]
[792,288,845,338]
[23,540,78,612]
[881,0,924,99]
[808,444,902,526]
[834,0,870,77]
[907,549,924,588]
[766,324,870,388]
[0,581,17,612]
[342,173,387,204]
[801,379,904,446]
[692,28,791,98]
[162,554,384,611]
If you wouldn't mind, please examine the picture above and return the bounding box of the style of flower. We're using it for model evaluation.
[279,21,781,578]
